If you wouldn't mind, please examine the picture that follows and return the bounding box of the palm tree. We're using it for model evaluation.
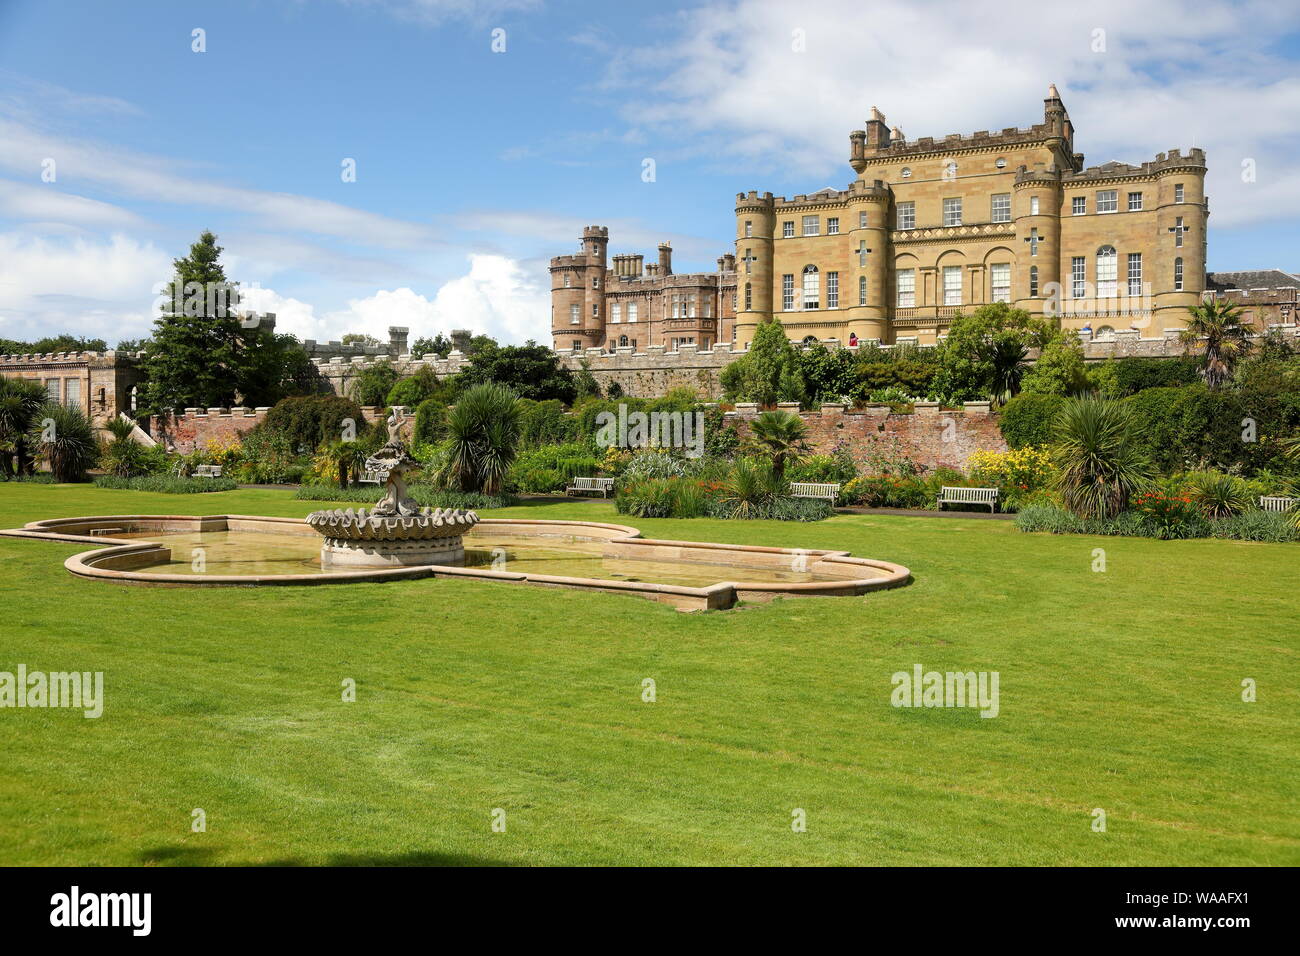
[1179,299,1252,390]
[27,402,98,482]
[318,440,365,489]
[746,409,810,481]
[100,416,146,478]
[1051,397,1153,519]
[0,377,48,476]
[984,335,1029,405]
[438,383,521,495]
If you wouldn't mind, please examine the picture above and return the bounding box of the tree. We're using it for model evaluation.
[796,343,856,403]
[746,409,811,481]
[456,341,576,403]
[719,318,807,407]
[411,334,451,359]
[235,331,317,406]
[1052,397,1153,519]
[1180,299,1252,390]
[931,303,1055,402]
[1021,334,1089,396]
[985,334,1029,405]
[138,231,245,413]
[28,402,98,482]
[341,333,381,347]
[387,366,452,409]
[437,383,522,495]
[349,362,399,407]
[574,360,602,401]
[0,376,48,476]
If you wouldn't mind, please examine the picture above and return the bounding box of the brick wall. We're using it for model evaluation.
[149,406,408,454]
[726,401,1006,472]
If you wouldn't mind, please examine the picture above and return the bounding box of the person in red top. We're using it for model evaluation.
[848,332,859,347]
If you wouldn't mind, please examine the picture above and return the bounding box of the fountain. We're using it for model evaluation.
[305,407,479,568]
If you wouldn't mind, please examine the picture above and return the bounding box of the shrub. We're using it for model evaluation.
[413,397,450,444]
[94,475,238,493]
[999,393,1066,449]
[1091,356,1201,398]
[1210,510,1299,543]
[518,399,578,448]
[437,382,522,495]
[1052,398,1153,519]
[349,361,399,407]
[28,402,97,482]
[621,449,687,483]
[1186,470,1254,519]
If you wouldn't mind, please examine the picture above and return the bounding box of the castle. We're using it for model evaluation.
[552,86,1214,353]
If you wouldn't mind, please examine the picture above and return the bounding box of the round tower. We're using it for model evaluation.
[1012,165,1062,321]
[845,179,892,342]
[1153,149,1208,329]
[734,191,775,349]
[550,225,608,351]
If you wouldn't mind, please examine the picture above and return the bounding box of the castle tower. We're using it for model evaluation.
[734,191,775,349]
[845,179,892,341]
[1012,164,1062,316]
[549,225,608,351]
[1152,149,1208,324]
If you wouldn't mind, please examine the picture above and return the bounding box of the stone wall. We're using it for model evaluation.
[725,401,1006,472]
[149,405,411,454]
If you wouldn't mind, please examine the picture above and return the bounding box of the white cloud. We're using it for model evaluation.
[237,254,549,346]
[608,0,1300,228]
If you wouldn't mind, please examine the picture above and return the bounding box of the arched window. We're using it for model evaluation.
[858,274,867,306]
[1174,257,1184,291]
[901,167,912,179]
[1095,325,1116,342]
[744,282,752,311]
[1029,265,1039,298]
[1096,246,1117,298]
[802,335,818,346]
[619,335,629,347]
[802,265,820,309]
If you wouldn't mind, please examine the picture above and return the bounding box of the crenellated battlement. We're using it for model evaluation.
[0,350,143,364]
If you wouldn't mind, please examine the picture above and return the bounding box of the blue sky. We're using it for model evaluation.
[1,0,1297,347]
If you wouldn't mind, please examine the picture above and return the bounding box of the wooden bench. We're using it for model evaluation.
[937,486,998,513]
[355,468,387,486]
[1259,495,1296,513]
[566,477,614,498]
[193,464,223,479]
[790,482,840,505]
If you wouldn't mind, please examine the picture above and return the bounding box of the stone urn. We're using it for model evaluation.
[306,406,479,568]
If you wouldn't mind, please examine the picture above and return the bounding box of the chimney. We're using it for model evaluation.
[629,254,644,277]
[865,106,890,149]
[388,326,409,355]
[658,242,672,277]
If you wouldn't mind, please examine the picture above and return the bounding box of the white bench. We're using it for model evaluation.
[1259,496,1295,513]
[937,486,998,512]
[355,468,387,485]
[566,477,614,498]
[791,482,840,505]
[193,464,223,479]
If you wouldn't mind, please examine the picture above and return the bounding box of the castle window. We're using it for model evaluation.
[592,303,599,316]
[1174,183,1185,203]
[1029,266,1039,297]
[1071,257,1086,298]
[619,335,629,348]
[859,275,867,305]
[901,167,912,178]
[592,277,599,289]
[572,340,581,351]
[611,302,621,323]
[44,379,59,403]
[995,157,1007,169]
[991,193,1011,223]
[564,273,571,287]
[1096,190,1118,213]
[744,248,753,273]
[896,269,916,308]
[744,283,752,310]
[1096,246,1118,298]
[783,220,795,238]
[827,271,839,308]
[945,161,958,180]
[745,220,753,237]
[1174,257,1184,291]
[1174,216,1185,247]
[1072,196,1086,216]
[859,212,868,228]
[990,263,1011,303]
[1030,196,1040,215]
[64,378,81,408]
[943,266,962,305]
[570,304,580,325]
[802,265,820,309]
[897,202,915,230]
[1127,253,1143,297]
[782,274,795,310]
[943,197,962,226]
[627,301,638,322]
[827,217,840,235]
[858,241,868,267]
[802,215,820,236]
[1128,192,1143,211]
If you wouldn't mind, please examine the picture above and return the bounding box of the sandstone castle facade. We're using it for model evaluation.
[552,87,1211,352]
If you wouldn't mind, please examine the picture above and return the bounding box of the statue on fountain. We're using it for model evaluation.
[304,406,480,568]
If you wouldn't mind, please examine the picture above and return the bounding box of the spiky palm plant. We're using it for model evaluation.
[984,334,1029,405]
[721,458,785,519]
[27,402,98,482]
[1179,299,1252,390]
[1051,397,1153,519]
[1186,471,1253,519]
[99,416,147,478]
[439,383,521,495]
[746,409,810,481]
[0,376,49,476]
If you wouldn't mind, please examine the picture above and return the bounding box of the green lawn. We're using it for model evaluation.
[0,482,1295,866]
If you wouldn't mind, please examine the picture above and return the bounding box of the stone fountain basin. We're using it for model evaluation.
[1,514,912,611]
[305,507,479,540]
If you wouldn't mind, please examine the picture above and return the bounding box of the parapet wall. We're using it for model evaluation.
[726,402,1006,473]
